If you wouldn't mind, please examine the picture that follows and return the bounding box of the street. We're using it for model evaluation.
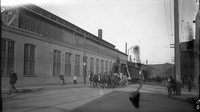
[3,85,195,112]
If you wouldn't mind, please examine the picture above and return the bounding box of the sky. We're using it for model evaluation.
[2,0,199,64]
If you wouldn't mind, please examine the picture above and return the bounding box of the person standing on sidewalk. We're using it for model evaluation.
[8,71,18,95]
[59,74,66,85]
[73,75,77,84]
[88,71,93,87]
[166,76,175,97]
[136,69,144,91]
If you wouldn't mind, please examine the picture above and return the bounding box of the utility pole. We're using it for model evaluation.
[198,0,200,99]
[174,0,181,95]
[83,33,87,85]
[125,42,127,54]
[195,0,200,98]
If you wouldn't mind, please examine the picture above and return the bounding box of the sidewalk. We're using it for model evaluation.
[140,84,199,103]
[172,91,199,104]
[1,82,88,95]
[2,83,199,103]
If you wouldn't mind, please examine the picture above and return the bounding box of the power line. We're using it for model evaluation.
[96,0,133,38]
[168,0,173,35]
[164,0,170,36]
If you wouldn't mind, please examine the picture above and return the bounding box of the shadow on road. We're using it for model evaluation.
[18,88,45,93]
[4,105,71,112]
[3,88,45,100]
[71,91,194,112]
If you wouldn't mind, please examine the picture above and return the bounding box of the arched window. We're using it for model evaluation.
[24,43,36,76]
[65,52,71,76]
[1,38,15,75]
[53,50,61,76]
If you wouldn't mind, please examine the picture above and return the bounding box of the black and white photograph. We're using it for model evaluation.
[1,0,200,112]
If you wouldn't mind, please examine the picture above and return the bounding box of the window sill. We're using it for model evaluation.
[24,75,37,77]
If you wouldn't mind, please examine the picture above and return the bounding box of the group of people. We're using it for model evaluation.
[7,69,179,99]
[88,71,128,89]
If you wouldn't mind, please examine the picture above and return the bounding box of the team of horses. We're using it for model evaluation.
[88,72,128,88]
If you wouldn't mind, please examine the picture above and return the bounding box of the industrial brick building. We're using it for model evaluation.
[180,40,196,87]
[149,63,174,78]
[127,62,153,80]
[1,4,127,86]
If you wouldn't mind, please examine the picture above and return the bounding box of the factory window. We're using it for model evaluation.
[24,43,35,76]
[110,62,112,72]
[75,54,80,76]
[65,52,71,76]
[90,58,94,73]
[101,60,104,74]
[1,39,15,75]
[105,61,108,73]
[96,59,99,74]
[53,50,61,76]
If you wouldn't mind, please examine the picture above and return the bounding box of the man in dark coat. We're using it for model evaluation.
[8,71,18,95]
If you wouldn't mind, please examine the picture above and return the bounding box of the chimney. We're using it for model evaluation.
[125,42,127,54]
[98,29,102,38]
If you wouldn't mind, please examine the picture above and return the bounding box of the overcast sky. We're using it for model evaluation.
[2,0,199,64]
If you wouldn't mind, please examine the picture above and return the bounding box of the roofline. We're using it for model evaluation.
[19,4,116,49]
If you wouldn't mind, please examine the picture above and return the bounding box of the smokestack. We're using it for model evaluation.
[125,42,127,54]
[146,60,148,65]
[98,29,102,38]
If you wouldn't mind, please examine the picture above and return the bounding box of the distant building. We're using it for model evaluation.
[1,5,127,86]
[149,63,174,78]
[127,61,153,80]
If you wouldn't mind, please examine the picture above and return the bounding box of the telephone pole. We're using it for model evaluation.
[174,0,181,95]
[196,0,200,98]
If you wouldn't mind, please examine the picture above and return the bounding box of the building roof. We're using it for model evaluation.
[18,4,127,56]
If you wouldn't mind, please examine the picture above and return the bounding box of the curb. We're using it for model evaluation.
[172,94,198,104]
[171,96,188,102]
[2,84,88,94]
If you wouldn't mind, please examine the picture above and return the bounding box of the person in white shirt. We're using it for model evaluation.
[73,75,77,84]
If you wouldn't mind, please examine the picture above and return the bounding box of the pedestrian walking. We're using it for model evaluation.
[137,69,144,91]
[59,74,66,85]
[73,75,77,84]
[88,71,93,87]
[166,76,175,97]
[8,71,18,95]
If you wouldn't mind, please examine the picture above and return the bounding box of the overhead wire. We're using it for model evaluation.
[168,0,173,36]
[180,0,185,41]
[164,0,170,37]
[96,0,134,39]
[163,0,174,64]
[167,0,174,44]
